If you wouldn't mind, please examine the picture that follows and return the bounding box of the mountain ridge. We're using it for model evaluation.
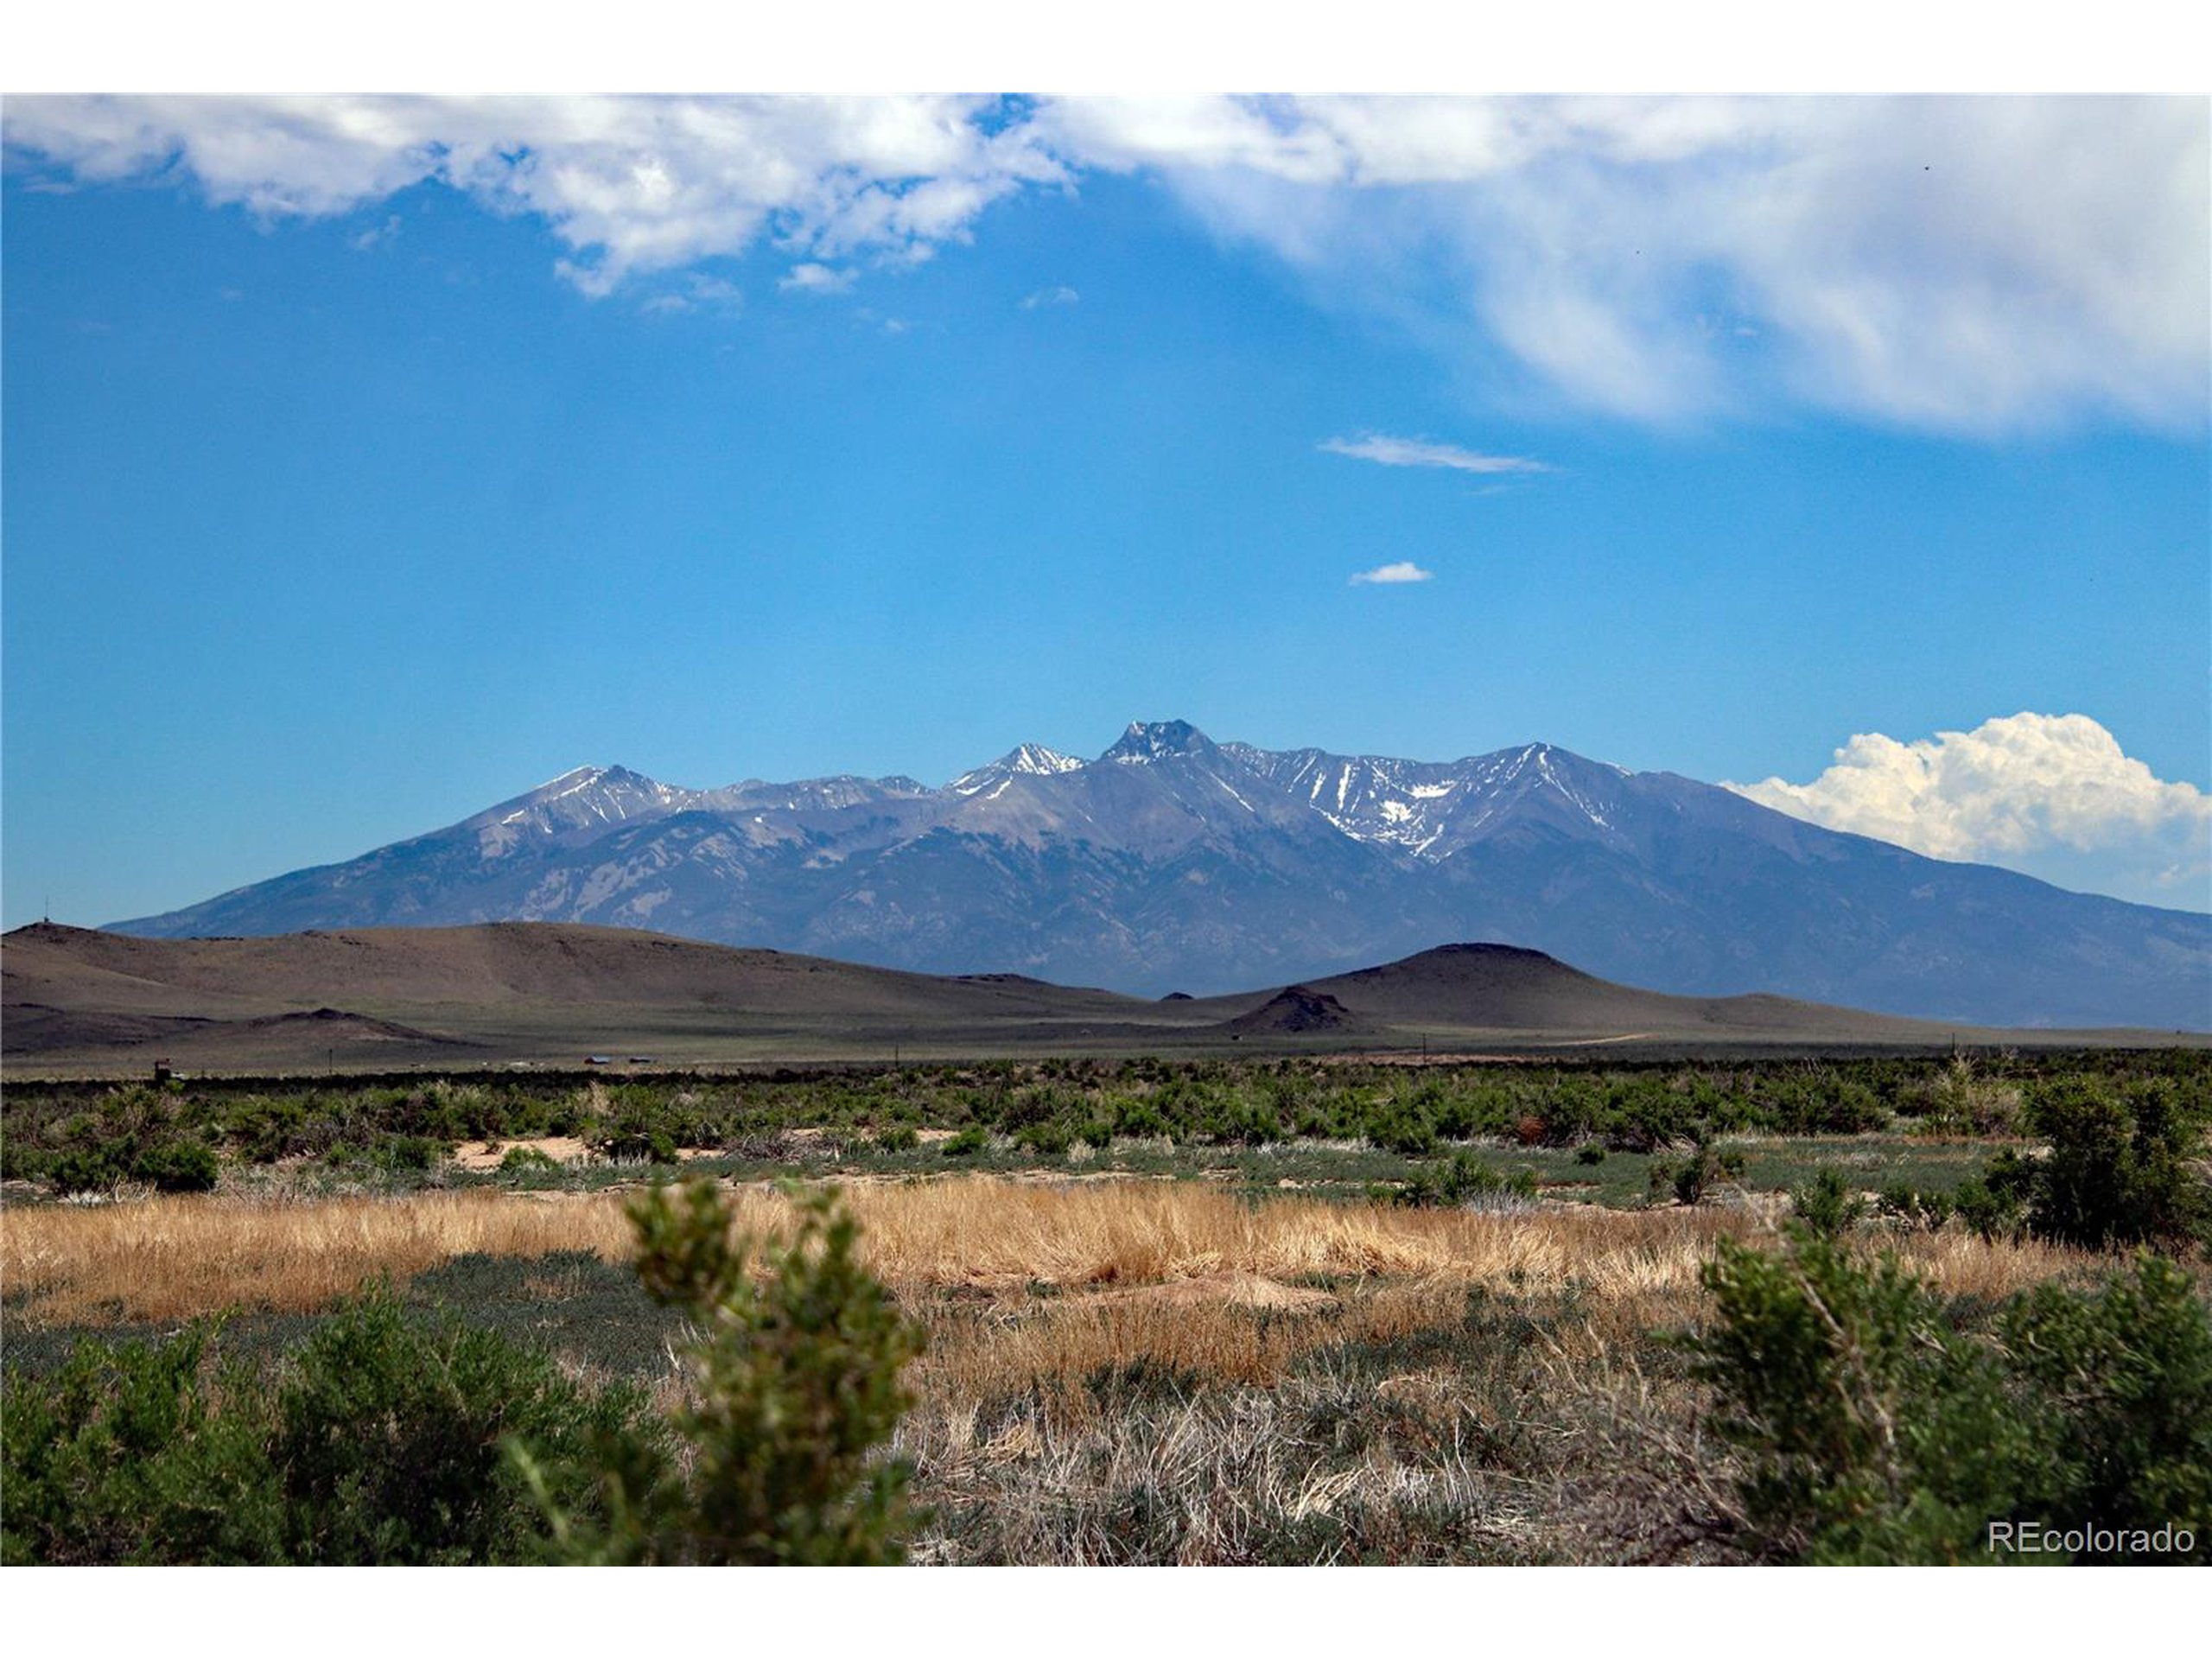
[105,723,2212,1029]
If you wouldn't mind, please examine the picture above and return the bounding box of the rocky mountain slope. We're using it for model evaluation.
[108,721,2212,1028]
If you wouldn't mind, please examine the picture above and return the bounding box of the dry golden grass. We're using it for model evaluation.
[3,1174,2171,1566]
[3,1191,639,1328]
[2,1174,2099,1337]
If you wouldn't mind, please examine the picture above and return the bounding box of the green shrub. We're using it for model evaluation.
[499,1145,561,1173]
[1691,1231,2212,1563]
[1110,1096,1170,1140]
[1395,1151,1538,1210]
[1368,1099,1438,1158]
[47,1142,131,1195]
[1015,1119,1074,1158]
[2010,1077,2210,1253]
[1877,1183,1955,1232]
[1917,1057,2023,1137]
[321,1134,447,1174]
[594,1118,678,1164]
[873,1124,919,1154]
[1,1296,645,1566]
[940,1125,988,1158]
[0,1137,51,1184]
[1791,1167,1866,1239]
[1764,1074,1890,1136]
[518,1180,922,1564]
[0,1325,284,1564]
[130,1140,220,1193]
[1650,1139,1745,1207]
[1998,1259,2212,1537]
[1575,1144,1607,1166]
[1600,1077,1705,1151]
[1953,1166,2025,1241]
[272,1294,646,1564]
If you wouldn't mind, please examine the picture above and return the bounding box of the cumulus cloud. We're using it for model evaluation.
[1321,434,1549,474]
[1020,284,1080,308]
[1349,561,1433,585]
[0,94,1066,294]
[1729,713,2212,909]
[779,261,855,294]
[4,94,2202,431]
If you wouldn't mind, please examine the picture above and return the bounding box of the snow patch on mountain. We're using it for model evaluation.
[948,742,1084,795]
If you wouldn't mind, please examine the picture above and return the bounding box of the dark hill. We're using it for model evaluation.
[1295,943,1936,1038]
[7,921,2190,1075]
[1224,985,1370,1036]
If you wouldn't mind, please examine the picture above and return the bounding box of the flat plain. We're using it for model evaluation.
[6,1038,2207,1564]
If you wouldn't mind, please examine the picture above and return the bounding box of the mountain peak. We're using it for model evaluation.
[1102,719,1217,764]
[1001,742,1082,777]
[946,742,1084,796]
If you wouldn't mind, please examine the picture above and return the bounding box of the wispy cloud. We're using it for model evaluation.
[1321,434,1550,475]
[779,262,857,295]
[1047,96,2210,434]
[638,273,744,315]
[348,213,400,251]
[1020,284,1079,309]
[5,95,2202,434]
[1728,712,2211,909]
[1349,561,1433,585]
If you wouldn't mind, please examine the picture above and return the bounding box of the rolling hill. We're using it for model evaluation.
[7,920,2186,1076]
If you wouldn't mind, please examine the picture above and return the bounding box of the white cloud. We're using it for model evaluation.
[5,94,2202,432]
[348,213,400,251]
[1,94,1066,294]
[1045,96,2209,434]
[1020,284,1080,308]
[1321,434,1549,474]
[638,272,743,315]
[1729,713,2212,909]
[1349,561,1433,584]
[779,261,855,294]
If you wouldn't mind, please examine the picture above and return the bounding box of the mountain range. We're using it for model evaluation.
[109,721,2212,1029]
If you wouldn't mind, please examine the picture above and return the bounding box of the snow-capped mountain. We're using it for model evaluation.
[1220,741,1638,858]
[948,743,1085,798]
[109,721,2212,1028]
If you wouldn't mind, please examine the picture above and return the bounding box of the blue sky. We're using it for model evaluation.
[3,95,2207,927]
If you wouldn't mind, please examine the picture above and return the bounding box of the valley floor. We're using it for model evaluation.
[7,1051,2206,1565]
[0,1168,2161,1565]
